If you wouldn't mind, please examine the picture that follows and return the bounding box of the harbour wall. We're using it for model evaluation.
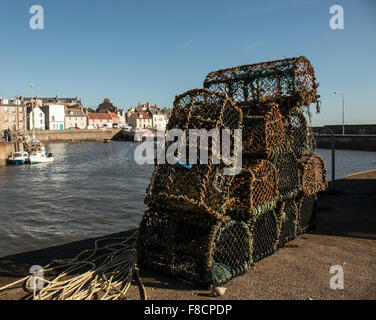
[23,129,123,143]
[0,142,24,167]
[314,134,376,151]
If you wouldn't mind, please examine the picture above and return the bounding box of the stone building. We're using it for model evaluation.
[0,97,26,131]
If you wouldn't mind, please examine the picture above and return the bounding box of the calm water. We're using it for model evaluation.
[0,142,375,257]
[0,142,154,257]
[317,148,376,181]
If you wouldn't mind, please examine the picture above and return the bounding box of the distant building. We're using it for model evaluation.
[65,108,87,129]
[136,102,149,111]
[128,111,153,129]
[126,107,136,123]
[86,112,113,128]
[117,109,126,124]
[43,105,65,130]
[97,98,118,114]
[0,97,26,131]
[27,106,45,130]
[23,96,82,108]
[109,112,120,125]
[148,108,168,129]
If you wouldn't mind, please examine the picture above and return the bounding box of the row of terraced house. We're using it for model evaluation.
[0,97,126,131]
[0,97,170,132]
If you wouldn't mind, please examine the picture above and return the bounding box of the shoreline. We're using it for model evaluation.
[0,170,375,300]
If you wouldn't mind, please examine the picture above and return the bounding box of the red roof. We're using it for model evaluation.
[88,113,111,120]
[109,112,119,118]
[134,111,152,119]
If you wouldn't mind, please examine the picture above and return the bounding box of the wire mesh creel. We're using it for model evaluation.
[282,107,314,159]
[298,154,328,196]
[203,56,320,112]
[242,103,290,159]
[145,88,243,220]
[226,159,279,219]
[137,211,252,288]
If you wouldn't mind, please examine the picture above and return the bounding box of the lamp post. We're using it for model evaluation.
[334,91,345,135]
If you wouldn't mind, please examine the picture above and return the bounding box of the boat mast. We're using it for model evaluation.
[30,83,35,140]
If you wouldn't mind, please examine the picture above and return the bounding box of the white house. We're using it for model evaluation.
[148,109,168,129]
[43,105,65,130]
[28,107,45,130]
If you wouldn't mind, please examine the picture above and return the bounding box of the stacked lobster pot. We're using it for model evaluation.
[137,57,328,288]
[204,56,328,255]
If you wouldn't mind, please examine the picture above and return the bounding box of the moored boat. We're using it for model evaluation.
[7,152,30,165]
[28,150,54,164]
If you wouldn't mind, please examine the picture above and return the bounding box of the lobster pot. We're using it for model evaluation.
[249,209,279,263]
[283,108,314,158]
[137,211,252,288]
[242,104,290,159]
[273,152,300,201]
[277,198,299,248]
[145,162,233,219]
[299,153,328,196]
[203,56,319,111]
[296,195,317,235]
[167,88,243,132]
[145,88,243,219]
[226,160,279,219]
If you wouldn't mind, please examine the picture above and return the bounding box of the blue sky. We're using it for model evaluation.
[0,0,375,126]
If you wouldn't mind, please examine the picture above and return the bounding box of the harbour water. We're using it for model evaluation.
[0,142,375,257]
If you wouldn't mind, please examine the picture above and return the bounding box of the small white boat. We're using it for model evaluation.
[28,150,54,164]
[7,152,30,165]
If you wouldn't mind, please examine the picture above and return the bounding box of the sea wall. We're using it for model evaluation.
[314,134,376,151]
[0,142,24,167]
[23,129,123,143]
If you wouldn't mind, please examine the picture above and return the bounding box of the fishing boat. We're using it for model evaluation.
[6,152,30,165]
[28,150,54,164]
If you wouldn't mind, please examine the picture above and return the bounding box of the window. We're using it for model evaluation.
[12,116,16,122]
[12,107,16,113]
[19,107,23,113]
[40,119,43,124]
[52,116,55,122]
[4,115,8,122]
[4,107,8,113]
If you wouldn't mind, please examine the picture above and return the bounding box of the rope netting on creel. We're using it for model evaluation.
[145,88,243,220]
[137,211,252,288]
[241,103,290,159]
[203,56,320,112]
[226,159,279,219]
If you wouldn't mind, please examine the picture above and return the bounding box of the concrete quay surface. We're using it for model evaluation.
[0,170,375,300]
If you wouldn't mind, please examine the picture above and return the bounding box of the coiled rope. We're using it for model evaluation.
[0,232,147,300]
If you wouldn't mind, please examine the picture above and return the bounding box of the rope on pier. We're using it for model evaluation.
[0,232,147,300]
